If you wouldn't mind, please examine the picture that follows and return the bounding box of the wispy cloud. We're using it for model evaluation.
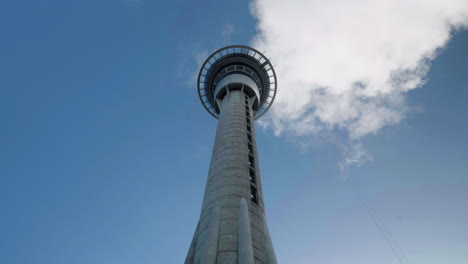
[338,141,373,173]
[125,0,144,4]
[222,24,235,42]
[188,25,237,86]
[251,0,468,168]
[187,49,209,86]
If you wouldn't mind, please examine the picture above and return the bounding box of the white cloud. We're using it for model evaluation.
[250,0,468,166]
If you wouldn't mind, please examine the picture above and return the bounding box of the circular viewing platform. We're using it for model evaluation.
[197,45,277,120]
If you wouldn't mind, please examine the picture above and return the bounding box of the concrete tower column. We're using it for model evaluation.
[187,45,278,264]
[186,90,272,264]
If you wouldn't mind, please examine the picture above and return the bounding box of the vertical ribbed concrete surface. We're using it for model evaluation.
[185,90,276,264]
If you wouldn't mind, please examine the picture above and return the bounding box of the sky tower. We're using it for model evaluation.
[185,45,278,264]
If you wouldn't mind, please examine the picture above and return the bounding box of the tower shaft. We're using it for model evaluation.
[185,90,277,264]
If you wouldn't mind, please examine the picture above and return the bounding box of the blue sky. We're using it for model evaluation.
[1,1,468,263]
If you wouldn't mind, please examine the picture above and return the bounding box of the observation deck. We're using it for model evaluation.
[197,45,277,120]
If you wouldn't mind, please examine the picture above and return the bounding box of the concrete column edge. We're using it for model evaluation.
[238,197,255,264]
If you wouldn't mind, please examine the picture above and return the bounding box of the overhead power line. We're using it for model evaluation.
[349,178,409,264]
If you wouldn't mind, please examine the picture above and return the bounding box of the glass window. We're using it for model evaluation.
[248,154,255,167]
[250,168,256,183]
[251,185,258,203]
